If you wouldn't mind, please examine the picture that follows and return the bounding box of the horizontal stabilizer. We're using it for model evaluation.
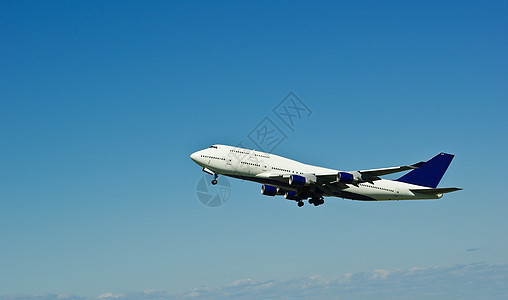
[411,187,462,195]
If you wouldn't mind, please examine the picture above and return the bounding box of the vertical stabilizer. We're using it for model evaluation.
[396,153,454,188]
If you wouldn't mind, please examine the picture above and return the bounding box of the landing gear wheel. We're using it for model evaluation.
[297,201,304,207]
[211,173,218,185]
[309,197,324,206]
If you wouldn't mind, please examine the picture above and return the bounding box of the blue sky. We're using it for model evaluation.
[1,1,507,298]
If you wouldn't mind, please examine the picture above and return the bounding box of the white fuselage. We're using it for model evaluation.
[190,144,441,201]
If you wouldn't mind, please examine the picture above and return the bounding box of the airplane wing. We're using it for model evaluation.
[313,161,425,184]
[255,160,426,192]
[256,162,424,189]
[357,161,424,178]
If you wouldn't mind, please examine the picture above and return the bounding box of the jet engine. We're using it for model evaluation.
[337,171,360,184]
[284,190,309,200]
[284,190,300,200]
[261,184,278,196]
[289,175,306,186]
[289,174,316,186]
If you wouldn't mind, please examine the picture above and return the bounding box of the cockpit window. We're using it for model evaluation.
[209,145,218,149]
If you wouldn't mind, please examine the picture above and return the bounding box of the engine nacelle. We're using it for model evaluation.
[337,171,356,184]
[276,188,287,195]
[284,190,309,200]
[289,174,316,186]
[284,190,300,200]
[289,175,306,186]
[261,184,278,196]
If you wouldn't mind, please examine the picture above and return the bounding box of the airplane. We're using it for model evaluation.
[190,144,461,207]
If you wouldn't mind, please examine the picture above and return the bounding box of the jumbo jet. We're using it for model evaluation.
[190,144,461,207]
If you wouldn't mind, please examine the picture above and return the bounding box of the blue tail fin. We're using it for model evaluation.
[396,153,454,188]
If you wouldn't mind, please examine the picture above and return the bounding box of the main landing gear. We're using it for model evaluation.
[295,197,324,207]
[308,197,325,206]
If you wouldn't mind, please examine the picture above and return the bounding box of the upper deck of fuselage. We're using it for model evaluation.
[206,144,338,175]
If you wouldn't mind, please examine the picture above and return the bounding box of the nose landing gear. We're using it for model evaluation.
[202,167,219,185]
[203,168,219,185]
[211,173,218,185]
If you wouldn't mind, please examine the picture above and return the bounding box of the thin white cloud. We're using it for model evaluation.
[0,294,85,300]
[97,293,123,299]
[371,269,391,280]
[2,263,507,300]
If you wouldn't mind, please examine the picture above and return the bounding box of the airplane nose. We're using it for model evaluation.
[190,151,199,162]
